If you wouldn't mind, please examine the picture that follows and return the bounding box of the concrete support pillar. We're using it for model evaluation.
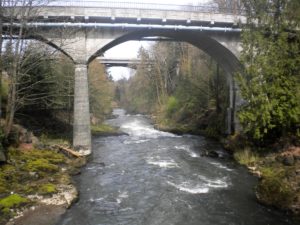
[227,79,242,134]
[226,75,234,135]
[233,84,242,133]
[73,64,91,154]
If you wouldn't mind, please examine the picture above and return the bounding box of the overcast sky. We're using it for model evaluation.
[103,0,212,81]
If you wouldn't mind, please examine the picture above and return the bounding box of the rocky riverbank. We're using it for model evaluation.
[223,135,300,217]
[0,122,128,225]
[6,183,78,225]
[0,146,87,225]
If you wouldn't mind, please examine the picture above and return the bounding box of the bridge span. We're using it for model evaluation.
[2,1,244,153]
[98,57,153,68]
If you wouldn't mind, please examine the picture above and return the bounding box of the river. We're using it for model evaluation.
[57,109,295,225]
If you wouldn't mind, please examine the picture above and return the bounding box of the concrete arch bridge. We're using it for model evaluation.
[2,0,246,154]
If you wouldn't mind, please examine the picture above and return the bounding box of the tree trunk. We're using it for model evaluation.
[216,63,221,114]
[5,20,24,137]
[0,0,3,119]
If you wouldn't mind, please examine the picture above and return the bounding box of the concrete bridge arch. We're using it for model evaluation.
[90,29,242,75]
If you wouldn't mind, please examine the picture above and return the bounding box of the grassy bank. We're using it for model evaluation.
[91,124,126,136]
[228,137,300,216]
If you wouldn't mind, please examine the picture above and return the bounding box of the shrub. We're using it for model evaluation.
[166,96,179,117]
[233,148,259,166]
[257,166,294,207]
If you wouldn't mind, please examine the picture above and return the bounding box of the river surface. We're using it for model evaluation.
[57,109,296,225]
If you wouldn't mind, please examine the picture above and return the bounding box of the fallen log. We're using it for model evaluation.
[55,145,82,157]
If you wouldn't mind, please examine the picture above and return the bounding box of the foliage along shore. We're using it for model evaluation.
[227,135,300,216]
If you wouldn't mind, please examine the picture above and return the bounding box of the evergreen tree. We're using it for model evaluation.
[238,0,300,140]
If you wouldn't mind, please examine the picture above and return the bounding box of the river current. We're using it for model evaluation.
[57,109,296,225]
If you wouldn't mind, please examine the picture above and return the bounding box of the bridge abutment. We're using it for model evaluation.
[73,63,91,154]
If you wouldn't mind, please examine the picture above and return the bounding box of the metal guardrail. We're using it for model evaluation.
[4,22,243,32]
[48,0,219,12]
[2,0,244,15]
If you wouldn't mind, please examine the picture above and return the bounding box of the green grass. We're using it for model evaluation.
[233,148,260,167]
[257,165,294,207]
[40,134,70,146]
[91,124,119,135]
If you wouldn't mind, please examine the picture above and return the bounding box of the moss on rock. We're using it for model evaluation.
[38,183,57,195]
[0,194,28,209]
[0,194,29,217]
[25,158,59,173]
[0,146,82,223]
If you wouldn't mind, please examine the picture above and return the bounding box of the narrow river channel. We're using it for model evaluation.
[57,109,295,225]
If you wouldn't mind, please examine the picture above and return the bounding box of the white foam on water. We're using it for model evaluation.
[167,181,209,194]
[116,191,129,204]
[167,174,230,194]
[89,197,104,203]
[207,179,229,188]
[123,139,150,144]
[119,207,133,212]
[197,175,229,188]
[121,119,177,139]
[209,161,233,171]
[118,191,129,199]
[174,145,199,158]
[106,163,115,168]
[147,159,179,168]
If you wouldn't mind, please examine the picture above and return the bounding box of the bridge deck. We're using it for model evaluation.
[3,1,246,28]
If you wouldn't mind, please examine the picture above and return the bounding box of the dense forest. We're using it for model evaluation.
[116,42,229,137]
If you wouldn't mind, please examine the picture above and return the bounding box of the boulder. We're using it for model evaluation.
[201,150,219,158]
[207,150,219,158]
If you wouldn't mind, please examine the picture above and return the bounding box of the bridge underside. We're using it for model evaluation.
[6,25,242,153]
[97,57,153,68]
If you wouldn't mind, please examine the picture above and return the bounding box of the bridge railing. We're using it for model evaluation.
[2,0,245,15]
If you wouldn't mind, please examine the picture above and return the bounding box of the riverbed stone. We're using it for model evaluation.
[0,149,6,162]
[201,150,219,158]
[282,155,295,166]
